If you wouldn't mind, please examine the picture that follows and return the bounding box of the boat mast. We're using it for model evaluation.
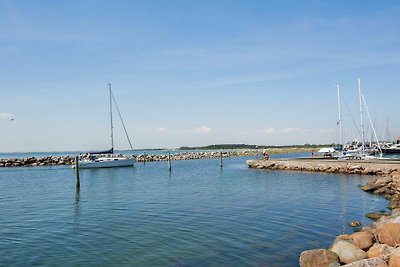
[111,91,135,155]
[109,83,114,152]
[358,78,365,155]
[362,93,383,157]
[336,83,343,147]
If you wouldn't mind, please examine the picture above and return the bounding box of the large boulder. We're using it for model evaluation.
[389,247,400,267]
[378,223,400,247]
[367,244,394,262]
[330,239,367,264]
[341,257,388,267]
[299,249,340,267]
[350,231,374,250]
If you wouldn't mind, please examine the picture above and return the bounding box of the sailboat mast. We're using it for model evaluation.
[109,83,114,151]
[336,83,343,147]
[362,93,383,156]
[358,77,365,154]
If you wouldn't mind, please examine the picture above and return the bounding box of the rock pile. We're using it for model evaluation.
[0,150,262,168]
[0,156,74,167]
[135,150,259,162]
[246,159,399,176]
[300,170,400,266]
[361,172,400,210]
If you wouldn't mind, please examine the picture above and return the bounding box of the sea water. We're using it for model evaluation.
[0,154,388,266]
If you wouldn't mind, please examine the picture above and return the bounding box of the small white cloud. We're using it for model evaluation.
[0,113,14,121]
[156,127,167,132]
[282,127,307,133]
[194,126,212,134]
[257,128,276,134]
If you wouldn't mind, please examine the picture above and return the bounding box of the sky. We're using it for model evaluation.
[1,0,400,152]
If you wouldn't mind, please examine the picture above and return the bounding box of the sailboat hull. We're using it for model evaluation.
[73,157,135,169]
[381,148,400,154]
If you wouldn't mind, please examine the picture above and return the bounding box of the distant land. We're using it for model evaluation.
[177,143,337,150]
[0,144,336,154]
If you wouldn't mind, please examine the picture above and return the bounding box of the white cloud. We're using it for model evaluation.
[257,128,276,134]
[156,127,167,132]
[282,127,307,133]
[0,113,14,120]
[194,126,212,134]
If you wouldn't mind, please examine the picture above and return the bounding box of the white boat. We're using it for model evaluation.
[316,147,337,158]
[78,156,134,169]
[381,143,400,154]
[337,78,385,160]
[73,83,135,169]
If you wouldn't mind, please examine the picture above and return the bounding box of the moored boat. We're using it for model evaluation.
[381,143,400,154]
[78,155,134,168]
[73,83,135,169]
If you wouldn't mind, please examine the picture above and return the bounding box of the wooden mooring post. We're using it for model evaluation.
[74,156,80,189]
[168,152,172,172]
[143,152,146,165]
[220,151,223,168]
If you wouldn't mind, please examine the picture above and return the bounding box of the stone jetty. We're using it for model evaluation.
[246,158,400,176]
[135,150,259,162]
[0,156,75,167]
[246,158,400,266]
[0,150,262,168]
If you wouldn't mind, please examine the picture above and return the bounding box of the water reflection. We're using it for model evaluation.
[74,187,80,218]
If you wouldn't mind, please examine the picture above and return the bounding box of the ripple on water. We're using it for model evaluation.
[0,156,389,266]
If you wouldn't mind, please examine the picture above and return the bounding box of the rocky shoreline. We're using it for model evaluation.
[247,158,400,266]
[300,169,400,266]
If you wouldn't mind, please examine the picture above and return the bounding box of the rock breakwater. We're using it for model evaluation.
[246,158,400,176]
[135,150,258,162]
[0,156,75,167]
[0,150,262,168]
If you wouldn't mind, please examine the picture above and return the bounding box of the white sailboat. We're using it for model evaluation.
[341,78,388,160]
[74,83,135,169]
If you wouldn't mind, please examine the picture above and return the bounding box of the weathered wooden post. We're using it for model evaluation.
[220,151,223,168]
[143,152,146,165]
[168,152,172,172]
[75,156,80,189]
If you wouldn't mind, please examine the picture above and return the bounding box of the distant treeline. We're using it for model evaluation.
[178,144,338,150]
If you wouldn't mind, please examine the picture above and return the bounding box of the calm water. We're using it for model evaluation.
[0,155,388,266]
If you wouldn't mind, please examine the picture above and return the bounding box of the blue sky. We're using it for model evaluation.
[1,0,399,152]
